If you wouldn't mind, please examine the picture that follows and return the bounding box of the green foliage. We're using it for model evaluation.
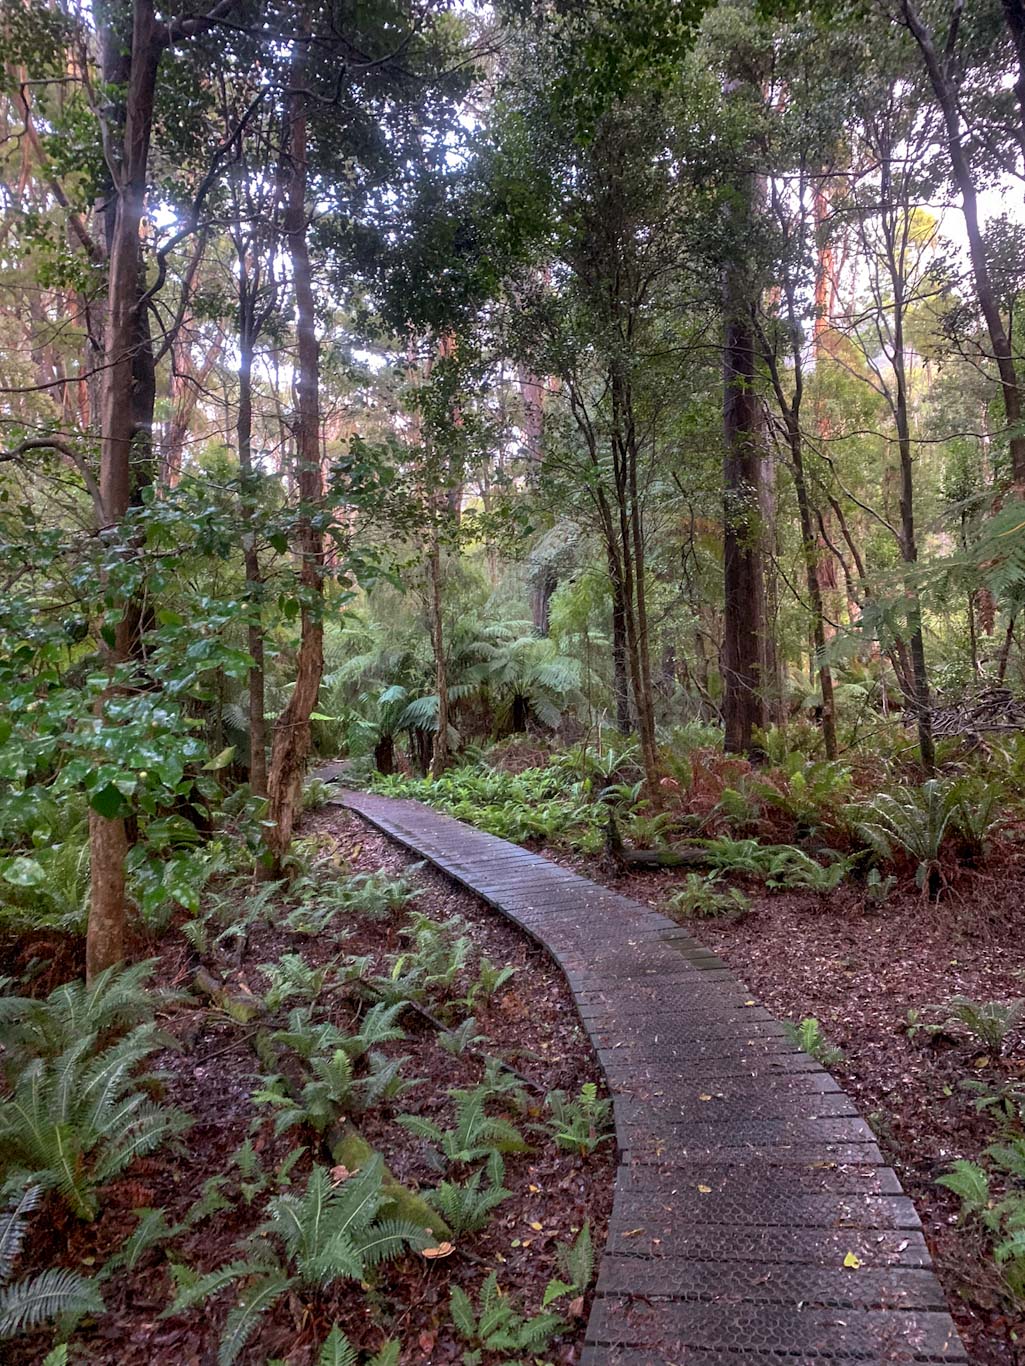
[371,768,605,852]
[666,872,750,920]
[852,778,999,894]
[255,1005,419,1132]
[0,1184,104,1339]
[764,847,855,895]
[302,778,339,811]
[0,961,167,1070]
[931,997,1025,1054]
[258,954,334,1010]
[0,1026,189,1220]
[316,1325,401,1366]
[543,1222,594,1307]
[783,1017,844,1069]
[542,1083,613,1156]
[166,1159,428,1366]
[372,913,472,1007]
[399,1085,529,1166]
[428,1150,512,1235]
[449,1271,564,1362]
[439,1016,488,1056]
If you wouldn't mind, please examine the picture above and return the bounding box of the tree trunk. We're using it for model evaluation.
[893,299,935,772]
[237,298,268,796]
[902,0,1025,486]
[722,276,768,755]
[263,38,325,873]
[374,734,395,775]
[790,419,838,758]
[428,523,450,775]
[87,0,161,980]
[609,563,632,735]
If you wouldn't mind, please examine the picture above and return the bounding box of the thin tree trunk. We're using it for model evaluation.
[902,0,1025,486]
[609,559,632,734]
[790,422,837,757]
[237,299,268,796]
[87,0,161,981]
[428,521,450,775]
[263,36,324,872]
[722,279,768,755]
[893,302,935,771]
[997,612,1017,683]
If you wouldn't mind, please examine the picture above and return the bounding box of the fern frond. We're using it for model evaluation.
[0,1267,103,1337]
[0,1185,41,1280]
[217,1272,293,1366]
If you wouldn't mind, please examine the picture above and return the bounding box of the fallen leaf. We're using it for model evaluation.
[568,1295,585,1318]
[843,1252,862,1269]
[329,1165,352,1185]
[529,1221,543,1231]
[697,1184,712,1194]
[699,1093,713,1102]
[622,1228,644,1238]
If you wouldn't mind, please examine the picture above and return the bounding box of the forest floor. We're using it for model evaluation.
[547,844,1025,1366]
[0,809,613,1366]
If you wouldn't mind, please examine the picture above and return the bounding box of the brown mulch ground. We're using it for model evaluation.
[4,809,614,1365]
[546,841,1025,1366]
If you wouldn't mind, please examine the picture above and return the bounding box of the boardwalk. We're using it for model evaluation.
[340,789,967,1364]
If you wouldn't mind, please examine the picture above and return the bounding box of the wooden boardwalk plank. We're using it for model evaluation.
[339,789,968,1364]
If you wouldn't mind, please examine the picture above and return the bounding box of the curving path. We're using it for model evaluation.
[339,789,967,1364]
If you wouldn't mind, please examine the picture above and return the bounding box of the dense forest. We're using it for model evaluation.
[3,0,1025,1361]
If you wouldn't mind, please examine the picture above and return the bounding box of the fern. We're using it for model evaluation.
[0,1183,105,1338]
[0,1185,40,1280]
[0,1027,190,1219]
[543,1223,594,1307]
[428,1152,511,1235]
[0,962,167,1069]
[937,1161,991,1220]
[936,997,1025,1054]
[543,1083,613,1156]
[0,1266,105,1338]
[450,1271,563,1355]
[783,1017,844,1068]
[399,1086,529,1166]
[319,1325,359,1366]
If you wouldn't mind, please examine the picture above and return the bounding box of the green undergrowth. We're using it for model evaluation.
[0,826,610,1363]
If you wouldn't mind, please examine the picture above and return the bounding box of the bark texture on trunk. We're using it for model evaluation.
[87,0,162,980]
[263,41,325,872]
[428,523,450,776]
[722,278,768,755]
[237,300,268,796]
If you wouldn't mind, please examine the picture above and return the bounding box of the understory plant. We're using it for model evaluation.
[0,1185,104,1340]
[542,1083,613,1156]
[165,1158,429,1366]
[783,1017,844,1068]
[450,1271,563,1364]
[666,873,750,920]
